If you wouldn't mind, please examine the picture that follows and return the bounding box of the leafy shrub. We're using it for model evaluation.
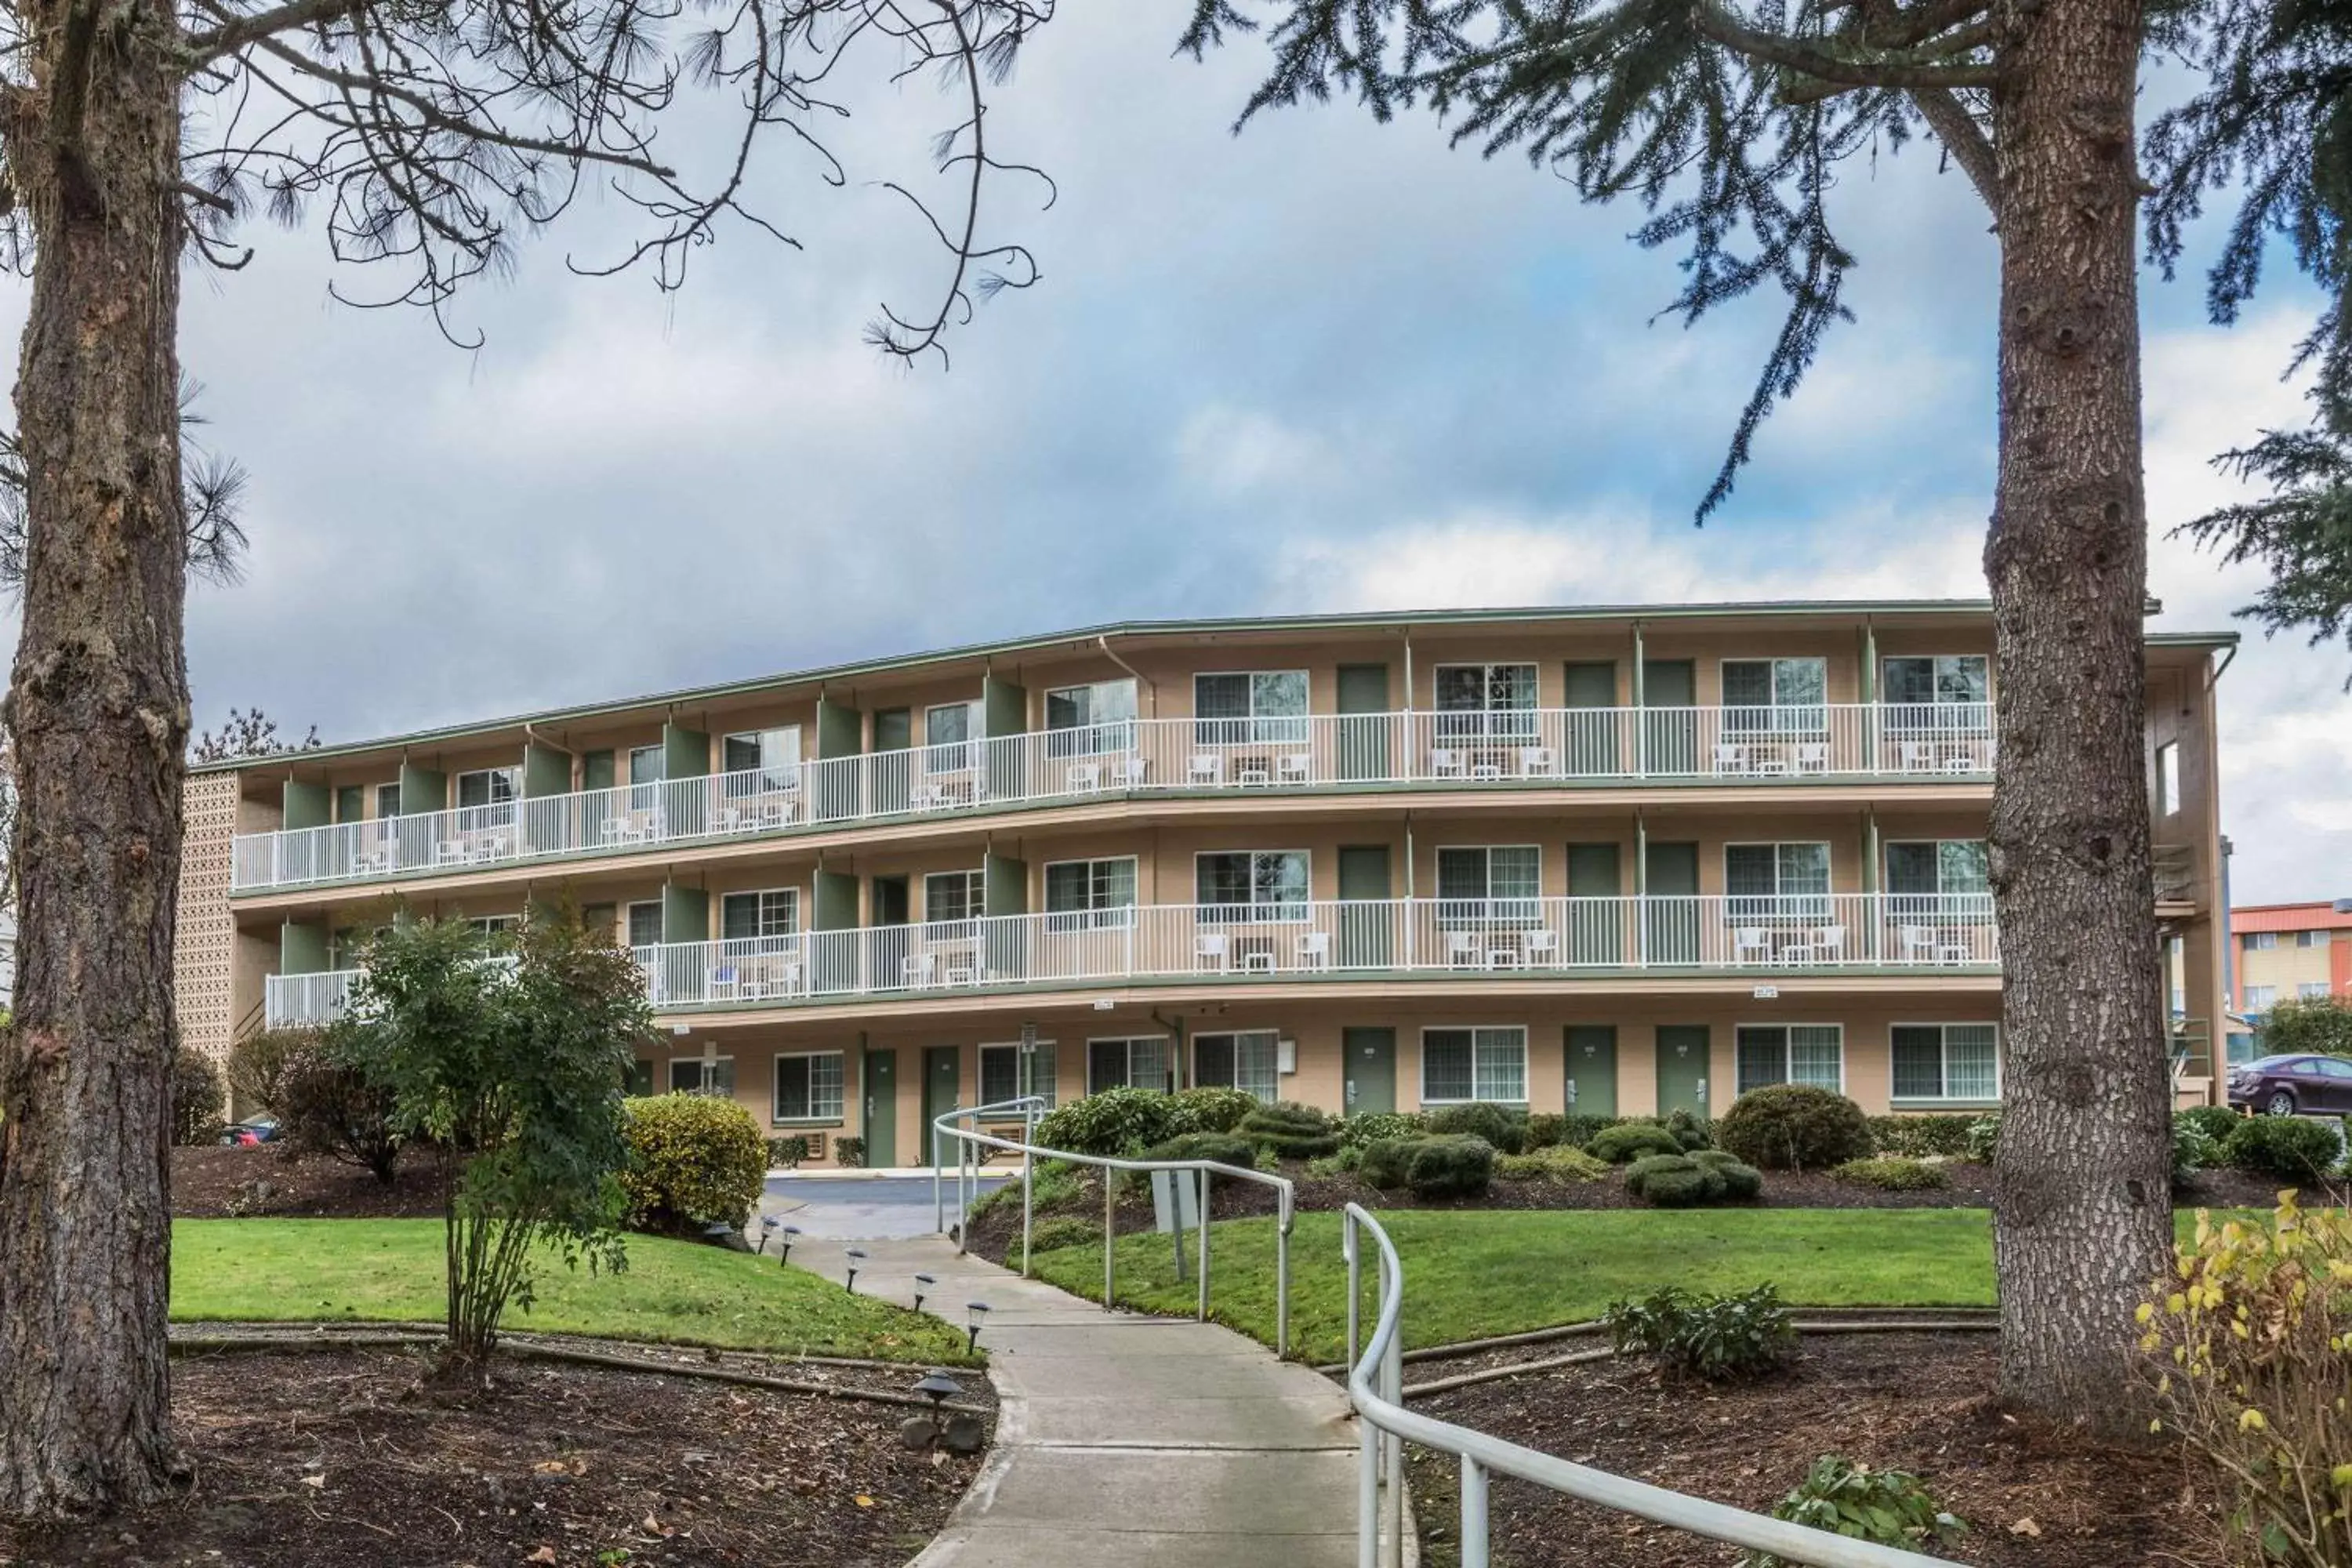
[1166,1085,1261,1135]
[1661,1108,1713,1151]
[1305,1153,1352,1179]
[1523,1112,1567,1150]
[1239,1101,1340,1160]
[1495,1152,1548,1181]
[1024,1216,1098,1257]
[620,1094,768,1232]
[1422,1102,1526,1154]
[171,1048,227,1146]
[1741,1457,1966,1567]
[765,1134,810,1171]
[1497,1146,1607,1182]
[1588,1123,1684,1163]
[1689,1148,1764,1200]
[1605,1284,1795,1383]
[1624,1153,1722,1207]
[227,1027,317,1116]
[2256,994,2352,1060]
[1338,1111,1425,1149]
[1403,1134,1494,1199]
[1716,1086,1872,1172]
[1035,1087,1176,1157]
[278,1037,403,1182]
[1963,1112,2001,1163]
[1864,1113,1978,1159]
[1830,1156,1948,1192]
[2172,1115,2220,1188]
[1557,1113,1625,1149]
[2136,1195,2352,1566]
[1141,1131,1257,1167]
[2222,1114,2344,1183]
[1357,1137,1419,1189]
[2178,1105,2246,1147]
[834,1135,866,1169]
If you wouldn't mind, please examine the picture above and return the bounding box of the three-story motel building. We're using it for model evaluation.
[175,602,2234,1165]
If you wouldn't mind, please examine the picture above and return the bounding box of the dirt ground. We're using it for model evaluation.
[0,1348,989,1568]
[1405,1331,2219,1568]
[172,1145,444,1220]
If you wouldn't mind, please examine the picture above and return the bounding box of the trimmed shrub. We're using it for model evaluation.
[1831,1156,1948,1192]
[1167,1085,1261,1136]
[1305,1153,1352,1179]
[1661,1108,1713,1152]
[1142,1131,1257,1168]
[227,1026,317,1116]
[765,1134,811,1171]
[834,1135,866,1169]
[1555,1113,1625,1149]
[620,1094,768,1233]
[1035,1087,1178,1157]
[2222,1114,2344,1183]
[1240,1101,1340,1160]
[1423,1102,1526,1155]
[1716,1086,1871,1172]
[1606,1283,1796,1384]
[1404,1134,1494,1199]
[1962,1113,2000,1163]
[1338,1111,1425,1149]
[1864,1114,1979,1159]
[1532,1145,1611,1183]
[171,1048,227,1146]
[1025,1216,1098,1257]
[1523,1113,1568,1150]
[1588,1123,1684,1164]
[1624,1153,1725,1207]
[278,1039,403,1182]
[1357,1137,1420,1190]
[1690,1148,1765,1200]
[2176,1105,2245,1147]
[1495,1152,1549,1181]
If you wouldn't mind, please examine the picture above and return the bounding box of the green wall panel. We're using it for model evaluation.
[815,700,863,759]
[983,854,1029,917]
[397,764,445,816]
[524,742,572,797]
[662,724,710,779]
[333,785,364,825]
[981,677,1026,737]
[581,750,615,793]
[660,884,709,944]
[814,871,860,931]
[280,920,331,976]
[282,780,331,831]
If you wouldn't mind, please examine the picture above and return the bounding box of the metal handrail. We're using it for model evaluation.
[1342,1203,1963,1568]
[928,1096,1296,1359]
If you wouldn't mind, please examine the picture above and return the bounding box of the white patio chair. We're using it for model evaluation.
[1794,742,1829,774]
[1522,929,1560,966]
[1445,931,1484,969]
[1067,761,1103,792]
[1809,925,1849,964]
[436,838,470,866]
[1429,748,1468,779]
[1733,927,1773,964]
[1188,753,1223,786]
[1519,746,1557,778]
[910,783,949,812]
[1277,753,1313,785]
[1713,742,1751,775]
[1195,933,1230,972]
[1294,931,1331,970]
[1237,757,1272,786]
[1900,740,1936,773]
[706,965,740,1000]
[1900,925,1938,964]
[901,953,938,989]
[1114,756,1149,787]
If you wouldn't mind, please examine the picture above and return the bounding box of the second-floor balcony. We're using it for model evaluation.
[231,702,1996,894]
[263,891,1998,1027]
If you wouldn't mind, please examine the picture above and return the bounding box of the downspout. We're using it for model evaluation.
[1151,1009,1188,1089]
[1098,636,1154,717]
[524,723,578,759]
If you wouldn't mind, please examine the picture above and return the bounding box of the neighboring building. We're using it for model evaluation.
[178,601,2235,1163]
[2230,900,2352,1060]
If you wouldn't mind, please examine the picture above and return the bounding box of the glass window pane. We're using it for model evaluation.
[1474,1027,1527,1101]
[1194,1035,1236,1090]
[1890,1026,1945,1098]
[1774,659,1826,707]
[627,902,663,949]
[1938,656,1989,704]
[1736,1027,1786,1095]
[1087,1040,1124,1092]
[1047,688,1090,730]
[1725,845,1777,898]
[1778,843,1831,894]
[1198,854,1250,910]
[1722,662,1773,707]
[927,705,972,746]
[1254,672,1308,716]
[1886,843,1938,895]
[1490,666,1538,710]
[1422,1029,1474,1102]
[980,1046,1016,1106]
[1882,658,1935,706]
[1789,1025,1842,1090]
[1490,847,1541,899]
[1938,840,1991,895]
[1046,862,1088,913]
[1946,1025,1998,1098]
[1437,848,1487,901]
[721,893,759,941]
[1196,674,1250,719]
[1435,668,1486,712]
[1261,852,1309,913]
[1129,1037,1167,1090]
[629,746,666,784]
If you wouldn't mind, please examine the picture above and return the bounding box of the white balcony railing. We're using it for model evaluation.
[228,703,1994,894]
[263,892,1997,1027]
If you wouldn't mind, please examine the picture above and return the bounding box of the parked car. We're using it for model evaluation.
[218,1118,279,1147]
[2227,1054,2352,1116]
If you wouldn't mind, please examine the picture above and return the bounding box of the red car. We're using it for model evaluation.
[2227,1054,2352,1117]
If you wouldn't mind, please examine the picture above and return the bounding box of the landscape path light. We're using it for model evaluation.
[965,1300,991,1353]
[844,1247,866,1294]
[913,1272,936,1313]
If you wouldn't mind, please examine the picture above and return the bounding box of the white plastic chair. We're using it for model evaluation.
[1522,929,1560,966]
[1294,931,1332,970]
[1067,761,1102,792]
[1900,925,1937,964]
[1277,753,1312,785]
[1795,742,1829,774]
[1115,756,1149,787]
[1900,741,1936,772]
[707,965,740,1000]
[1734,927,1773,964]
[1519,746,1556,778]
[1809,925,1849,964]
[1189,753,1224,786]
[1713,743,1750,775]
[1195,933,1229,972]
[911,784,949,812]
[1429,748,1467,779]
[901,953,938,989]
[1445,931,1483,969]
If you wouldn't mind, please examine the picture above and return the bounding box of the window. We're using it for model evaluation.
[1433,664,1538,742]
[2296,930,2329,949]
[1724,843,1831,919]
[1087,1036,1168,1094]
[1436,846,1541,924]
[468,914,520,940]
[626,900,665,950]
[455,767,520,821]
[924,703,981,772]
[720,889,798,943]
[979,1040,1057,1108]
[1193,672,1309,745]
[1421,1027,1528,1105]
[1722,658,1828,734]
[673,1056,737,1096]
[772,1052,844,1120]
[1891,1023,1999,1102]
[2300,982,2333,1002]
[2248,931,2279,952]
[1736,1025,1843,1095]
[374,782,401,819]
[2155,740,2181,817]
[925,869,985,927]
[1194,1030,1281,1102]
[1045,680,1138,757]
[1884,840,1991,920]
[1881,655,1991,728]
[721,727,801,795]
[1045,857,1137,931]
[628,744,666,811]
[1195,851,1310,922]
[2246,984,2278,1011]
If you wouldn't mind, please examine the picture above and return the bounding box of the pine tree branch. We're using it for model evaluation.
[185,0,367,65]
[1910,85,1998,213]
[1687,0,1996,91]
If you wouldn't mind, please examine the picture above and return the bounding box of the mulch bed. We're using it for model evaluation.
[0,1348,989,1567]
[173,1145,444,1220]
[1404,1331,2218,1568]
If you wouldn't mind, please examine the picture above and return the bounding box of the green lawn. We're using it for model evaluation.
[172,1219,975,1364]
[1024,1207,2229,1364]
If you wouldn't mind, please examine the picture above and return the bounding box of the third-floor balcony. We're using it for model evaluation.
[263,891,1998,1026]
[230,702,1994,894]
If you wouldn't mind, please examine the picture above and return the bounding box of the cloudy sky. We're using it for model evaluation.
[3,6,2347,906]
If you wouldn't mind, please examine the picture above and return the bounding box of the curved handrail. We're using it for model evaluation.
[1342,1203,1965,1568]
[929,1096,1296,1359]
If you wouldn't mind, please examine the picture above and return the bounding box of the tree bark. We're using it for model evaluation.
[0,0,191,1514]
[1984,0,2171,1427]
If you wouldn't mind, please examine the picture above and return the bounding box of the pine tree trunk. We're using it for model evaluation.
[0,3,191,1515]
[1985,0,2171,1427]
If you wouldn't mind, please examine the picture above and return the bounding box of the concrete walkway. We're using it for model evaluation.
[792,1232,1362,1567]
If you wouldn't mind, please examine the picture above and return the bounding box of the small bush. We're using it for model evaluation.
[1588,1123,1684,1163]
[1963,1112,2001,1163]
[1423,1102,1526,1155]
[833,1135,866,1169]
[1034,1087,1177,1156]
[1605,1284,1795,1383]
[1865,1113,1978,1159]
[1304,1153,1352,1179]
[621,1094,768,1233]
[1740,1457,1966,1567]
[2172,1115,2220,1188]
[1495,1152,1548,1181]
[1624,1153,1724,1207]
[1690,1148,1765,1200]
[1661,1108,1712,1151]
[1555,1113,1625,1149]
[2177,1105,2245,1147]
[1239,1101,1340,1160]
[1534,1145,1611,1183]
[171,1048,227,1147]
[1141,1131,1257,1168]
[2222,1114,2344,1183]
[278,1039,403,1182]
[1831,1156,1949,1192]
[1716,1086,1871,1172]
[1523,1112,1568,1150]
[1404,1134,1494,1199]
[1357,1137,1419,1189]
[765,1134,810,1171]
[1166,1085,1260,1135]
[1024,1216,1098,1257]
[1338,1110,1426,1149]
[227,1027,317,1116]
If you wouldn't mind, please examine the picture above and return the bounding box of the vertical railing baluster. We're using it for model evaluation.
[1461,1457,1490,1568]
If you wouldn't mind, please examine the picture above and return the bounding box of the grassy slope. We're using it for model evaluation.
[173,1219,974,1364]
[1024,1207,2229,1364]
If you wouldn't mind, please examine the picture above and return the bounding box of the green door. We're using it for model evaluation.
[1337,663,1393,780]
[1338,845,1392,967]
[863,1049,898,1167]
[1344,1027,1396,1115]
[335,784,364,825]
[1566,842,1624,964]
[873,709,913,811]
[921,1046,961,1166]
[1655,1025,1710,1119]
[1641,658,1697,774]
[1644,840,1700,964]
[1566,1025,1618,1116]
[1563,661,1621,776]
[872,875,910,990]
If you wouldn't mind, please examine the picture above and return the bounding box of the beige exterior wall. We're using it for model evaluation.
[175,771,243,1066]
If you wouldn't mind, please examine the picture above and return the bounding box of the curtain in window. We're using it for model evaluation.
[1472,1027,1527,1101]
[1195,1031,1279,1102]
